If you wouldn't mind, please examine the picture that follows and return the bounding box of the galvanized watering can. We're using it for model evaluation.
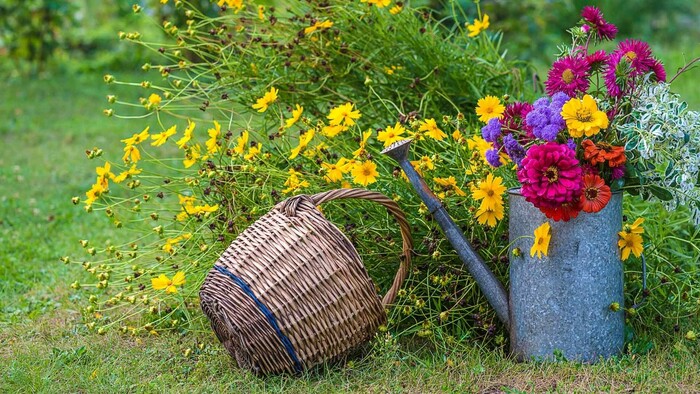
[383,139,624,362]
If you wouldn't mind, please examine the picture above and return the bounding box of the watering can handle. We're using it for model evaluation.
[306,188,414,307]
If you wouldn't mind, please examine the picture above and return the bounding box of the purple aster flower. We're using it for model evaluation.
[485,149,502,167]
[566,138,576,151]
[503,134,526,166]
[586,50,608,70]
[605,40,665,96]
[581,6,618,41]
[545,56,591,97]
[481,118,502,143]
[525,93,568,141]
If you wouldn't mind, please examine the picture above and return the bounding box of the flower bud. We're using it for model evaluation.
[71,281,81,290]
[185,10,194,18]
[118,31,127,40]
[86,322,95,330]
[87,247,96,256]
[184,348,192,357]
[127,296,136,304]
[97,327,106,335]
[512,248,522,257]
[132,4,141,13]
[162,21,172,30]
[609,302,620,312]
[98,272,109,281]
[85,305,95,313]
[60,256,70,264]
[114,220,123,228]
[107,95,116,104]
[142,63,151,71]
[687,331,697,341]
[140,81,151,89]
[71,196,80,205]
[79,239,89,248]
[89,295,97,303]
[103,74,115,83]
[103,109,114,117]
[150,212,159,221]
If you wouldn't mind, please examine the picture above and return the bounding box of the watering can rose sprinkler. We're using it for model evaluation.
[382,139,625,362]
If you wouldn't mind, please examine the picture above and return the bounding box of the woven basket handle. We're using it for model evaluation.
[307,188,413,307]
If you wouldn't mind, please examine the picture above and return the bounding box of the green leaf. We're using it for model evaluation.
[648,185,674,201]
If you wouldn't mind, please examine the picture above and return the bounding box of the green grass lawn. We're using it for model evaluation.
[1,69,699,393]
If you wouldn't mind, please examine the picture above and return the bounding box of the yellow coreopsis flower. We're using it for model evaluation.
[352,129,373,158]
[232,130,249,156]
[176,120,196,149]
[321,158,351,183]
[183,144,203,168]
[327,103,361,126]
[361,0,390,7]
[217,0,243,12]
[282,168,310,194]
[96,161,114,184]
[257,5,265,20]
[531,222,552,259]
[206,121,221,154]
[377,122,406,147]
[151,271,186,294]
[122,145,141,164]
[289,129,315,159]
[351,161,379,186]
[304,20,334,35]
[475,96,505,123]
[285,104,304,129]
[433,176,467,197]
[321,124,347,138]
[389,5,403,14]
[418,118,447,141]
[85,182,106,206]
[113,164,142,183]
[475,203,504,227]
[252,87,278,112]
[466,14,490,37]
[561,95,609,138]
[151,125,177,147]
[471,173,506,210]
[121,126,150,146]
[244,143,262,161]
[618,218,645,260]
[148,93,162,106]
[412,155,435,171]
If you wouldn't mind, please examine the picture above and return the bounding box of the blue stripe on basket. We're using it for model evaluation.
[214,264,303,373]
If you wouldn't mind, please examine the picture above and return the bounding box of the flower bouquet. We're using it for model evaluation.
[477,6,700,243]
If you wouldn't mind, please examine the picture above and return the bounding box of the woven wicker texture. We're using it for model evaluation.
[200,189,413,374]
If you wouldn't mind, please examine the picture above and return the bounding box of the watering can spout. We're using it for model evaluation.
[382,139,511,329]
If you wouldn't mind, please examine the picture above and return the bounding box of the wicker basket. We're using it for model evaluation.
[199,188,412,374]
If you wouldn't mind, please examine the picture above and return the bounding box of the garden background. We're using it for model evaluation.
[1,0,699,392]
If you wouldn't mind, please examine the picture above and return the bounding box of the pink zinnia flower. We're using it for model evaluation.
[545,56,590,97]
[517,142,584,213]
[581,6,618,40]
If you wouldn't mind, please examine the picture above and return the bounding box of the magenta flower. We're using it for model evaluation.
[581,6,618,40]
[502,101,534,139]
[605,39,666,96]
[517,142,583,210]
[586,50,608,70]
[545,56,590,97]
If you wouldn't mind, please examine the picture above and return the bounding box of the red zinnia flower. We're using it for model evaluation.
[541,200,582,222]
[580,174,612,213]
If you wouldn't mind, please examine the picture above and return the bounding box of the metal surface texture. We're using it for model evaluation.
[508,189,624,362]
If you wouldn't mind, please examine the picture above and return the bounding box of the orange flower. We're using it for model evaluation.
[580,174,612,213]
[582,140,626,168]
